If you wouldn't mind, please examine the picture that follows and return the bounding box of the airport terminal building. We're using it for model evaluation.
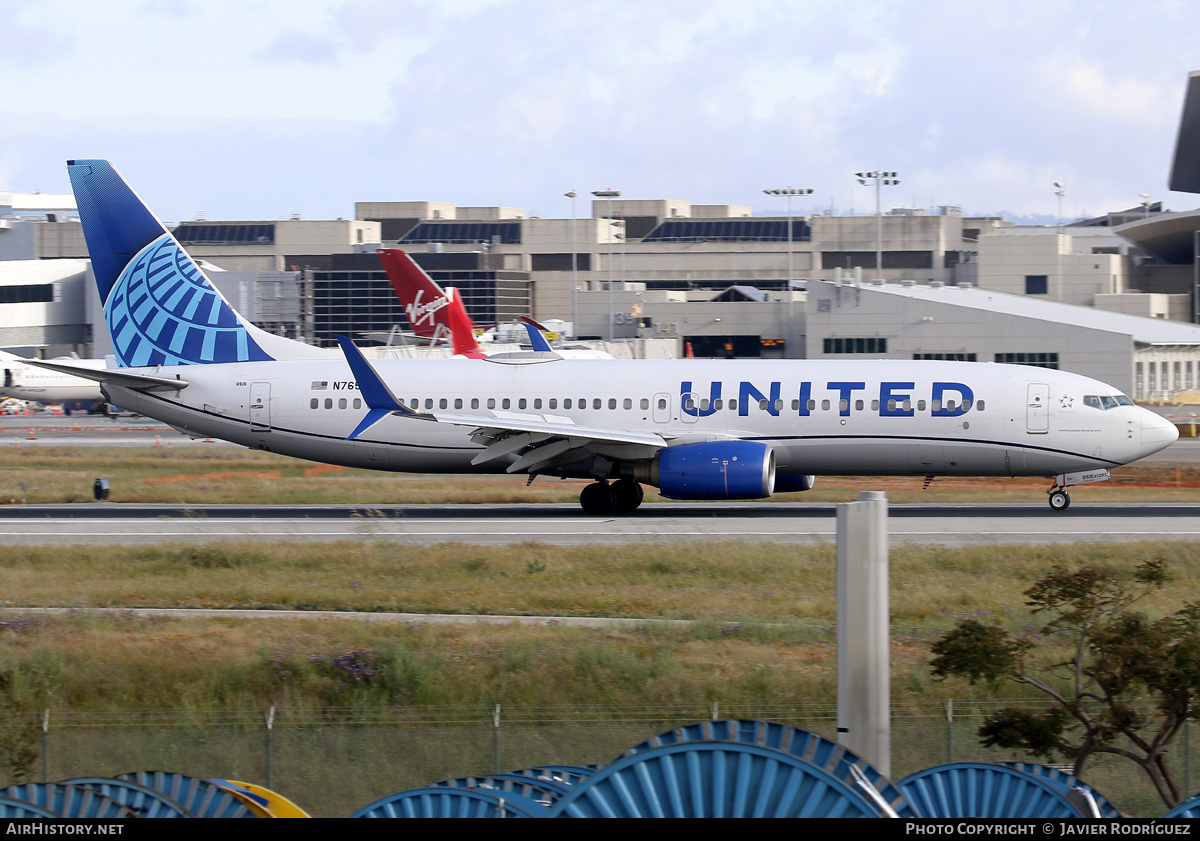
[5,188,1200,402]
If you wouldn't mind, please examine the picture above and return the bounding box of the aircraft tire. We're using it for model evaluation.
[1048,491,1070,511]
[610,479,644,513]
[580,482,615,515]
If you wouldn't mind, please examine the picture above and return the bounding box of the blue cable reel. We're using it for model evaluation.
[117,771,257,818]
[61,777,193,818]
[0,795,59,818]
[0,783,135,819]
[898,762,1090,818]
[433,773,574,805]
[547,719,911,819]
[1001,762,1122,818]
[509,765,598,787]
[547,740,889,818]
[1160,792,1200,819]
[349,786,549,818]
[618,719,916,817]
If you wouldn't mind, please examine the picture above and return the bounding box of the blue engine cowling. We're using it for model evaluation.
[654,441,776,500]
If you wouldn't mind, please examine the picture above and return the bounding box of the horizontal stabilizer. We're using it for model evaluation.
[24,359,188,392]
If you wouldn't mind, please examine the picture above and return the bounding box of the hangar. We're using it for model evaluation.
[805,278,1200,402]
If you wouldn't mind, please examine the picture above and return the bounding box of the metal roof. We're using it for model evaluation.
[1113,209,1200,263]
[839,281,1200,346]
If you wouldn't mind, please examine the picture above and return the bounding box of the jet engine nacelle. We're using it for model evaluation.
[637,441,776,500]
[774,474,816,493]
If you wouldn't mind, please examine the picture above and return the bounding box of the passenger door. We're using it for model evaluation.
[250,382,271,431]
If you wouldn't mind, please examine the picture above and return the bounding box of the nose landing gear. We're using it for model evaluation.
[1048,488,1071,511]
[1045,469,1110,512]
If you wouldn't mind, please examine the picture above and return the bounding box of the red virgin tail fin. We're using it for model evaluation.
[377,248,451,338]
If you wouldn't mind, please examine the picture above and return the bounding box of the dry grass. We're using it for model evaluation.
[2,446,1199,504]
[1,539,1197,628]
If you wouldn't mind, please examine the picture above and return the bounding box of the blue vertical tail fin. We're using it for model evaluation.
[67,160,326,367]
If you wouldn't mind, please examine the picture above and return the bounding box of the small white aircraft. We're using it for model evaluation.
[0,349,106,406]
[34,160,1178,513]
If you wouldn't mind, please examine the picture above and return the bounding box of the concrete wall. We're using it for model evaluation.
[1094,292,1191,321]
[0,259,92,353]
[977,231,1131,306]
[355,201,456,220]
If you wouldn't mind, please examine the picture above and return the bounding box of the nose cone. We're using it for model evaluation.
[1141,409,1179,456]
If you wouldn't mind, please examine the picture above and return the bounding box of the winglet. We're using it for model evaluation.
[334,335,418,439]
[521,322,555,353]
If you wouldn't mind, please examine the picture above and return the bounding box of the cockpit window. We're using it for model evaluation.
[1084,395,1129,410]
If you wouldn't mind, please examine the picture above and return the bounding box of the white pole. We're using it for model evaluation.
[567,191,578,340]
[786,192,794,359]
[836,490,891,777]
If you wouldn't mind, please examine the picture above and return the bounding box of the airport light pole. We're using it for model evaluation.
[593,189,620,341]
[565,191,577,340]
[855,171,900,282]
[764,187,813,358]
[1054,181,1066,300]
[1140,192,1151,219]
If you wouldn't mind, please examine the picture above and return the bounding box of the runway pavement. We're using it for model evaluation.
[1,501,1198,546]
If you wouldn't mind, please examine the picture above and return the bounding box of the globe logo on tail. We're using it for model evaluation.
[105,234,271,367]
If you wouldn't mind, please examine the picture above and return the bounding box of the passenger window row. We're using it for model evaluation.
[309,395,985,414]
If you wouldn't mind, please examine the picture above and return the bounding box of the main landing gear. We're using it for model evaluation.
[579,479,644,515]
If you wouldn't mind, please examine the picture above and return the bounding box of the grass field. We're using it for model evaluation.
[1,539,1198,711]
[3,445,1200,504]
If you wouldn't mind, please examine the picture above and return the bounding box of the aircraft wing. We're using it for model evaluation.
[23,359,188,392]
[335,335,667,473]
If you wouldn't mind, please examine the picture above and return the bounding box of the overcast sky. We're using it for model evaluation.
[3,0,1199,225]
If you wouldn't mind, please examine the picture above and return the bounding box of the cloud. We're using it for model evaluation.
[5,0,1200,220]
[0,6,72,65]
[256,31,341,65]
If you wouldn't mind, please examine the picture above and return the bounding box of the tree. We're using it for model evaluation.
[0,671,39,784]
[929,558,1200,809]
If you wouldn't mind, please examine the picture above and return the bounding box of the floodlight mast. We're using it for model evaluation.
[1053,181,1065,234]
[592,189,621,342]
[764,187,813,358]
[855,171,900,283]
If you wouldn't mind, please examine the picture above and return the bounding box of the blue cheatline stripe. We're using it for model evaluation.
[745,433,1124,467]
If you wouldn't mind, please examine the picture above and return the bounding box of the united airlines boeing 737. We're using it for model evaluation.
[36,160,1178,513]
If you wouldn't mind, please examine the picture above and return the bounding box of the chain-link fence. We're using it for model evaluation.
[4,702,1196,817]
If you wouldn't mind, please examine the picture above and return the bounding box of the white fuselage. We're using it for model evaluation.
[0,353,105,403]
[102,358,1176,479]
